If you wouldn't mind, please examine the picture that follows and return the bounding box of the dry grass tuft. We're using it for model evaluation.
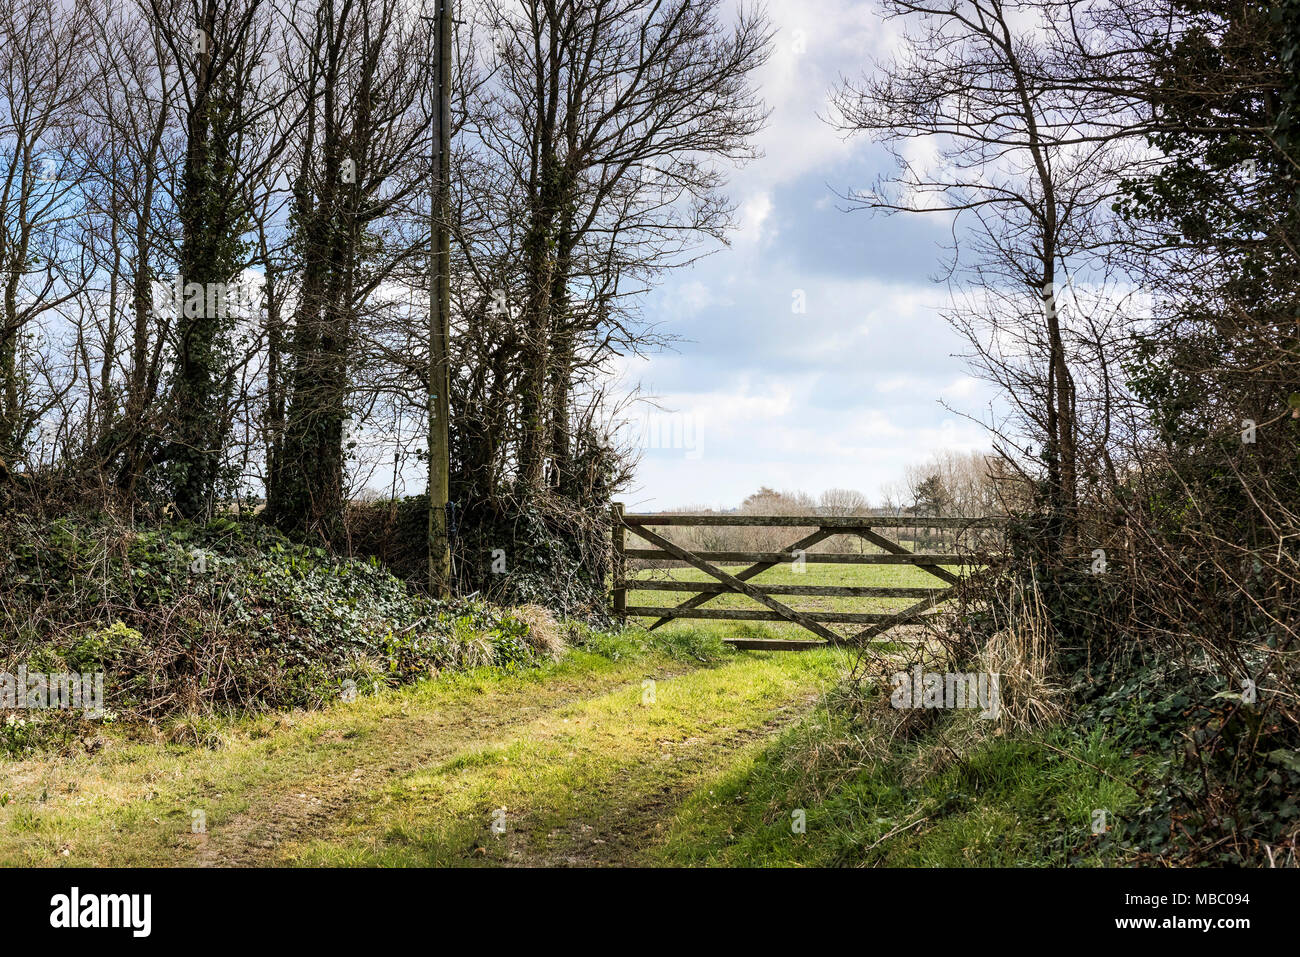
[979,570,1065,733]
[513,604,567,659]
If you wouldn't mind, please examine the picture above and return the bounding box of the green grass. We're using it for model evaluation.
[0,627,848,867]
[0,640,668,865]
[617,564,1149,867]
[652,699,1148,867]
[291,644,848,866]
[0,558,1156,868]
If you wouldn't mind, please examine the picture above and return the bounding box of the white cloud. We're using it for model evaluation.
[621,270,997,507]
[940,376,983,401]
[718,0,886,197]
[618,1,1006,510]
[735,191,774,244]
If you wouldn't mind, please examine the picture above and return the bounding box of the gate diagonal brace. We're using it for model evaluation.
[643,525,835,632]
[852,527,960,585]
[848,527,955,643]
[629,524,842,643]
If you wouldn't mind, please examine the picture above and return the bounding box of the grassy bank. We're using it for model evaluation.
[652,698,1148,867]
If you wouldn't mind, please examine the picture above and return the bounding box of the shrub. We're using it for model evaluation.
[0,514,569,725]
[345,492,614,622]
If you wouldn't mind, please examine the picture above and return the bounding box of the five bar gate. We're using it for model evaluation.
[610,505,1003,649]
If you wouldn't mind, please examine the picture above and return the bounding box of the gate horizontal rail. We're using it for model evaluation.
[631,581,948,598]
[610,504,1003,648]
[620,607,937,625]
[625,549,963,564]
[621,514,1004,529]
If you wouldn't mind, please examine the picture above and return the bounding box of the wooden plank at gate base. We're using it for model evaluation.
[622,514,1005,529]
[723,638,828,650]
[630,581,948,598]
[629,524,843,643]
[624,606,930,624]
[643,526,836,632]
[625,549,963,565]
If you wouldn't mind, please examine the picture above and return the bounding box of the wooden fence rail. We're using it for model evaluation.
[610,505,1003,649]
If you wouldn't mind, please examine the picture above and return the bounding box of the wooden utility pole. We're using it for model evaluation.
[427,0,452,597]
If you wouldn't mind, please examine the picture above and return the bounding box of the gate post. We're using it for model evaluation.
[611,501,627,620]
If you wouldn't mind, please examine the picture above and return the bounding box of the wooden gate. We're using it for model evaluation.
[610,505,1003,649]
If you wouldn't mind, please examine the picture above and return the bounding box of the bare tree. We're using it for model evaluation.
[265,0,435,541]
[468,0,772,493]
[819,487,870,516]
[831,0,1142,551]
[0,0,93,476]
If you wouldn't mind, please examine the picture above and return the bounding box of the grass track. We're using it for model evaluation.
[0,633,847,867]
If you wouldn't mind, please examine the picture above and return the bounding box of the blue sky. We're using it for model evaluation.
[615,0,998,511]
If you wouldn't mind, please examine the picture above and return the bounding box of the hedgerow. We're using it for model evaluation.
[0,513,563,744]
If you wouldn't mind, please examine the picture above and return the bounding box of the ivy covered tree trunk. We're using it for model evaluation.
[265,150,347,539]
[545,220,577,491]
[266,0,383,543]
[0,274,26,472]
[517,173,558,492]
[0,171,33,467]
[266,182,353,542]
[167,1,251,520]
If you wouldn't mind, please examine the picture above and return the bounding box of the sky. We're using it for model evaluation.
[614,0,998,512]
